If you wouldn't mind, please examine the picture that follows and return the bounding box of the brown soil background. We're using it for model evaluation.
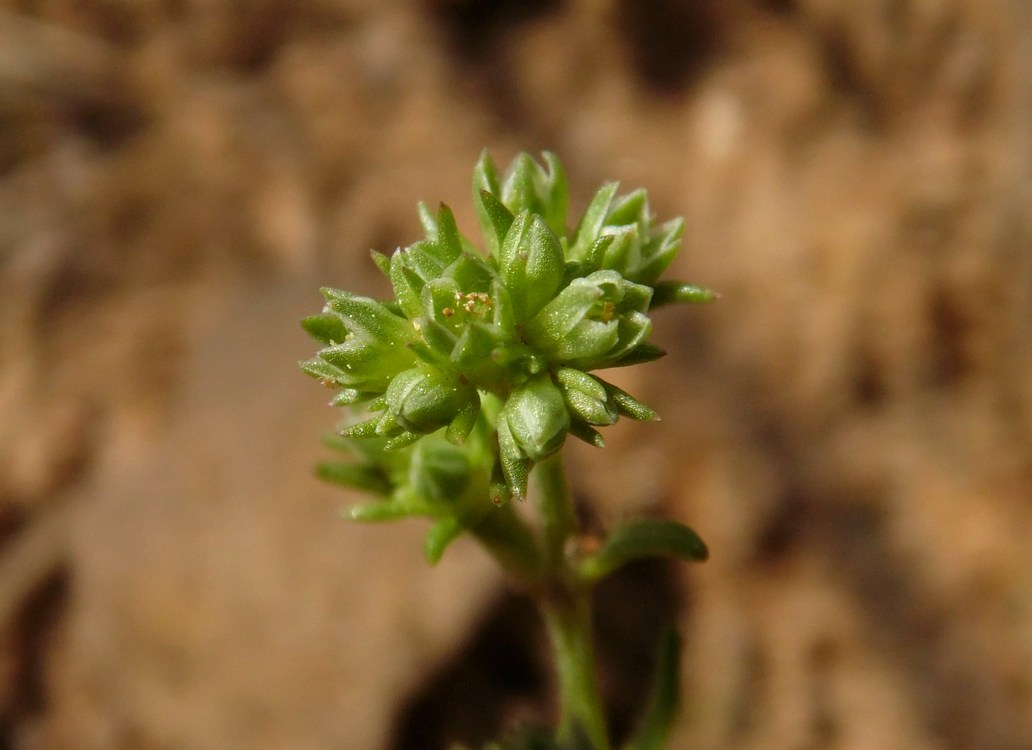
[2,1,1032,748]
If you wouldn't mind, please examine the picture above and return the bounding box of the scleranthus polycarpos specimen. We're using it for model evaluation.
[301,152,714,750]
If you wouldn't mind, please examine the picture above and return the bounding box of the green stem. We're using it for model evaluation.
[533,452,610,750]
[543,593,610,750]
[469,503,544,584]
[534,452,577,570]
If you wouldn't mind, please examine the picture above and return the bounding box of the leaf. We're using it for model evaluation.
[501,152,537,215]
[581,234,615,275]
[339,417,380,438]
[569,182,618,261]
[424,517,464,565]
[417,316,459,361]
[568,421,605,448]
[330,389,367,407]
[650,280,719,307]
[606,187,648,227]
[446,398,481,445]
[607,342,667,367]
[475,189,516,259]
[434,203,464,261]
[577,519,708,582]
[370,249,392,277]
[321,288,414,344]
[499,212,564,323]
[634,218,684,285]
[541,151,569,237]
[472,149,501,196]
[496,417,531,501]
[385,431,420,450]
[597,379,658,422]
[621,628,681,750]
[315,461,392,495]
[301,313,348,346]
[347,501,412,522]
[389,251,425,320]
[299,357,347,385]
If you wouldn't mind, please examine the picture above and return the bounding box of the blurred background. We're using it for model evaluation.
[1,1,1031,748]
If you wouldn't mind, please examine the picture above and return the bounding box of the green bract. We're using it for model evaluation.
[302,151,714,558]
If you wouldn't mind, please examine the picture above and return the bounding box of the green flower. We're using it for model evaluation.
[300,289,418,397]
[497,373,570,499]
[523,270,652,371]
[302,151,715,517]
[568,185,684,287]
[380,366,479,438]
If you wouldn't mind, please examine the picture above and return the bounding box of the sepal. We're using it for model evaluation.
[499,211,565,323]
[382,367,478,435]
[524,270,653,370]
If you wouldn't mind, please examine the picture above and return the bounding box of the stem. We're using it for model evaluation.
[469,503,544,584]
[543,593,610,750]
[534,452,577,570]
[533,452,610,750]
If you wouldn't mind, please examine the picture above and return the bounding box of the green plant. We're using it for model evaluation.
[301,152,713,750]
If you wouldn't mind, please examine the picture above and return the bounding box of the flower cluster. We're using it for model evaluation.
[302,152,713,561]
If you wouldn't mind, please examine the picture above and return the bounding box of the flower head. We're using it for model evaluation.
[302,152,714,548]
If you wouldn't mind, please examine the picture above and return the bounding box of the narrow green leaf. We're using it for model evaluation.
[582,234,615,274]
[322,288,414,343]
[650,280,719,307]
[499,212,566,323]
[635,218,684,285]
[598,379,659,421]
[299,357,347,385]
[578,519,708,582]
[489,461,513,507]
[417,201,437,237]
[608,342,667,367]
[407,337,446,368]
[417,316,459,360]
[301,313,348,345]
[555,367,608,402]
[622,629,681,750]
[434,203,463,261]
[564,389,617,426]
[347,501,412,522]
[496,418,531,501]
[315,461,392,495]
[541,151,569,236]
[476,189,516,259]
[424,517,464,565]
[330,389,367,407]
[501,153,537,214]
[388,251,423,316]
[568,421,605,448]
[370,249,392,277]
[446,398,481,445]
[472,149,501,195]
[339,418,380,438]
[569,182,618,261]
[606,187,648,227]
[385,431,420,450]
